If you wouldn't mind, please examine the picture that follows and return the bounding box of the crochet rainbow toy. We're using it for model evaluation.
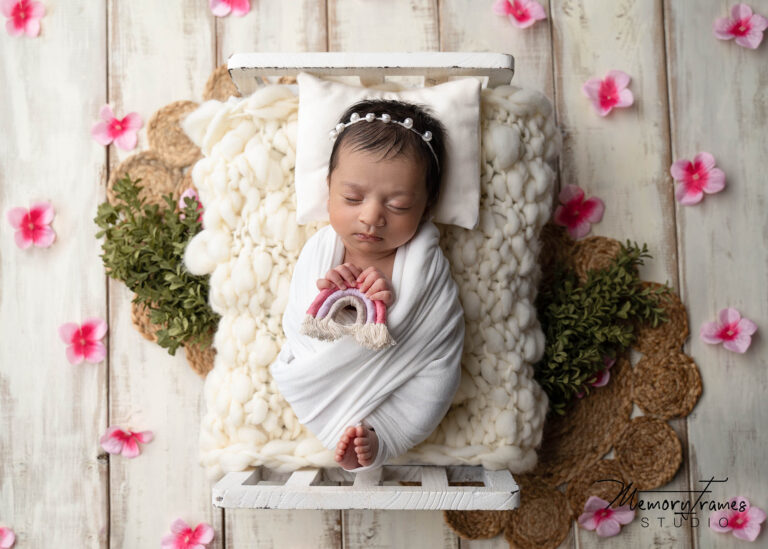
[301,281,397,350]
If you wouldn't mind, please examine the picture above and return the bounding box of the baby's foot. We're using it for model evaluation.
[334,425,379,470]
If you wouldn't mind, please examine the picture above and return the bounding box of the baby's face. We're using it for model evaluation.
[327,144,428,260]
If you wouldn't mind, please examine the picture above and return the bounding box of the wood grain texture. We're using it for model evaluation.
[0,2,109,547]
[106,1,221,547]
[666,1,768,548]
[551,1,689,547]
[215,2,340,547]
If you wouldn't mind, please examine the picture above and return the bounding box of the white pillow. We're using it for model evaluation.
[294,72,481,230]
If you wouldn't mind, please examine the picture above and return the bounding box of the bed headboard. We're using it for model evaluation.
[226,51,515,95]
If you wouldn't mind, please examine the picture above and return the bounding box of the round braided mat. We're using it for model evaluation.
[107,151,181,209]
[204,63,242,102]
[147,100,202,168]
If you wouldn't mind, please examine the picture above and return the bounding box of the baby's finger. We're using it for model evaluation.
[317,278,331,290]
[327,271,348,290]
[358,271,378,293]
[334,264,360,286]
[356,266,375,282]
[369,290,392,305]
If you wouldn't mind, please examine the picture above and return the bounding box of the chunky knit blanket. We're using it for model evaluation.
[181,82,559,480]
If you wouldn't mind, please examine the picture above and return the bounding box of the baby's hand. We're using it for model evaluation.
[317,262,363,291]
[356,266,395,307]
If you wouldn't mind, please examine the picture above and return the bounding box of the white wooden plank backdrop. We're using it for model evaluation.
[1,1,766,548]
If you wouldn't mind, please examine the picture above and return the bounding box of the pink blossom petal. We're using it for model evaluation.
[595,518,621,537]
[582,78,602,101]
[577,512,597,530]
[492,0,513,16]
[670,159,691,180]
[58,323,79,343]
[13,229,32,249]
[134,430,154,444]
[6,207,27,229]
[122,112,142,131]
[731,3,753,21]
[0,0,15,17]
[703,168,726,193]
[82,317,108,340]
[584,495,610,512]
[737,317,758,336]
[66,345,84,365]
[191,523,215,544]
[615,88,634,108]
[606,70,630,90]
[722,333,752,353]
[675,182,703,205]
[229,0,250,16]
[710,508,733,532]
[100,427,126,454]
[99,104,115,123]
[752,14,768,32]
[209,0,232,17]
[558,184,585,204]
[568,219,594,239]
[700,320,725,344]
[121,436,140,458]
[0,526,15,549]
[32,225,56,247]
[82,341,107,363]
[735,30,764,49]
[718,307,742,326]
[28,201,54,224]
[28,0,45,18]
[611,506,635,524]
[5,17,22,35]
[713,17,735,39]
[733,521,762,542]
[693,152,716,171]
[591,368,610,387]
[526,1,547,21]
[170,518,192,535]
[581,197,605,223]
[23,17,40,37]
[91,122,114,145]
[114,130,138,151]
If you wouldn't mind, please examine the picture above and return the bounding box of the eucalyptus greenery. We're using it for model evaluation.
[94,174,219,356]
[534,241,673,417]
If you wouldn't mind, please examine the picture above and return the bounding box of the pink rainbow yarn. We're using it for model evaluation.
[302,281,396,350]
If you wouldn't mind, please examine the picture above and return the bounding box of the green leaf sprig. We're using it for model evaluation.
[534,241,673,417]
[94,174,220,355]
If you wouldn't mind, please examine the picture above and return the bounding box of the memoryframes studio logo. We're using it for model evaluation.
[598,475,741,528]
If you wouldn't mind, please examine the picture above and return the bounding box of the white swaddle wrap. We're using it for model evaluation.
[269,219,465,472]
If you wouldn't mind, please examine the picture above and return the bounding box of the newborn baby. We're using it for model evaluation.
[270,97,465,472]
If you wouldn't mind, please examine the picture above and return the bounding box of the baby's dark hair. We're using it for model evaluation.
[327,98,447,222]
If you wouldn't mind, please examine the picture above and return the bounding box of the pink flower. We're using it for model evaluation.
[91,105,142,150]
[582,70,634,117]
[576,356,615,399]
[209,0,250,17]
[492,0,546,29]
[58,318,108,364]
[1,0,44,37]
[578,495,635,537]
[714,4,767,49]
[0,526,15,549]
[178,188,204,225]
[161,519,214,549]
[100,425,154,458]
[710,496,766,542]
[700,308,757,354]
[7,201,56,249]
[670,152,726,205]
[553,184,605,239]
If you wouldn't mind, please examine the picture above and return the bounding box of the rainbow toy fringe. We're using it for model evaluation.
[301,281,397,350]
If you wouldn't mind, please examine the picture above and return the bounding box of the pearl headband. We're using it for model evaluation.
[328,112,440,172]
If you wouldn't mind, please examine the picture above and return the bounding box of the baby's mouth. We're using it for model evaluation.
[354,233,382,242]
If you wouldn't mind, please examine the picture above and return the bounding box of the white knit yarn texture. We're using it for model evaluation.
[181,82,561,481]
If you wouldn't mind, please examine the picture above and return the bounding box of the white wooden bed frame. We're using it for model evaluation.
[213,51,519,512]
